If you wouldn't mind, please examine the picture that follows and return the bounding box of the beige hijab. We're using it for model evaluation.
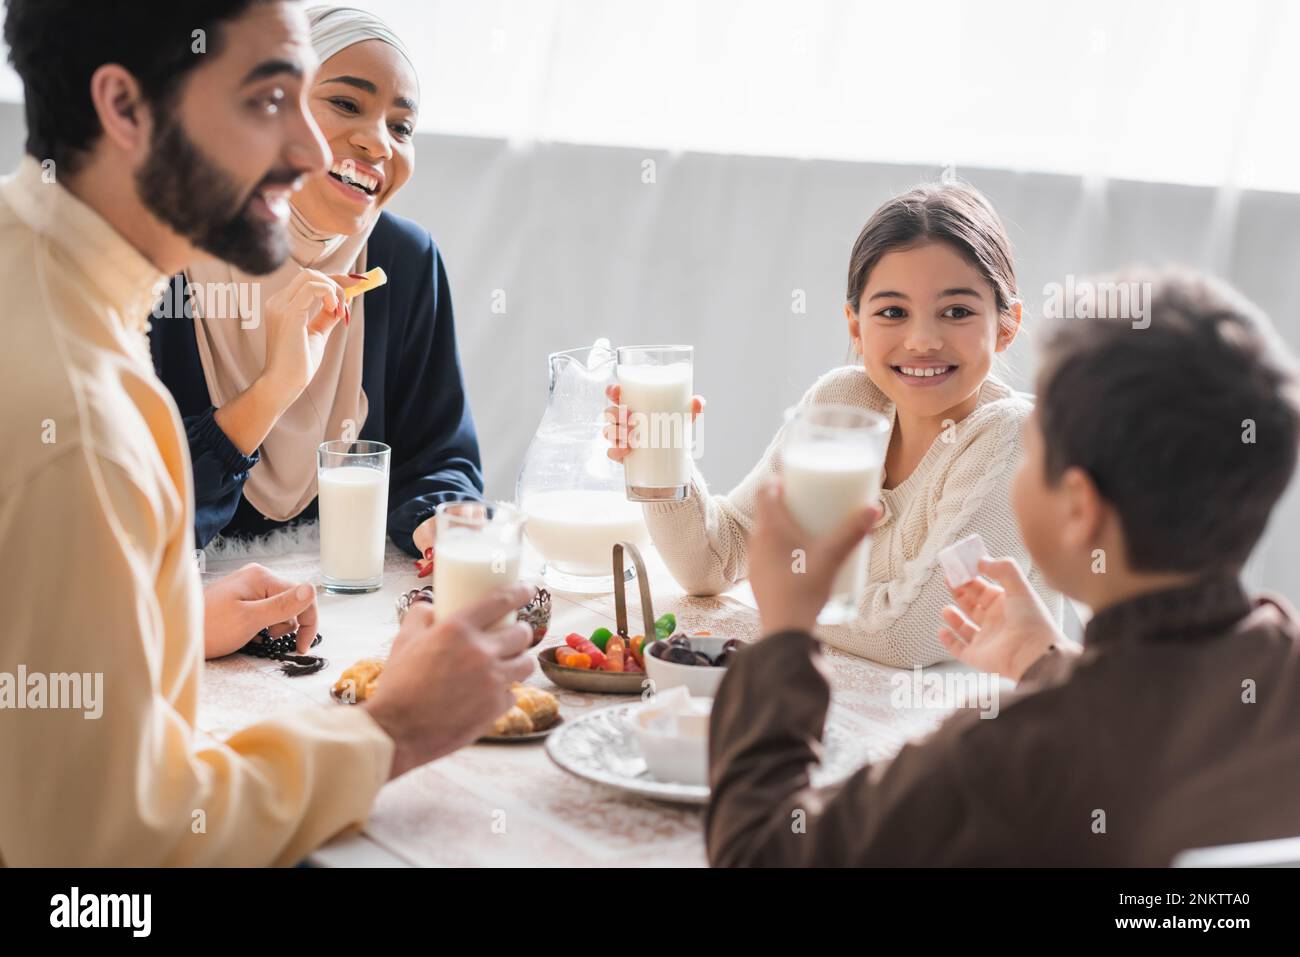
[186,6,417,522]
[187,211,370,521]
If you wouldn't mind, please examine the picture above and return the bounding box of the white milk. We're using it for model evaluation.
[618,362,693,490]
[782,442,883,611]
[318,465,389,584]
[434,535,522,629]
[522,489,650,576]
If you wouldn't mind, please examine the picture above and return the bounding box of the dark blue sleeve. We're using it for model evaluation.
[185,408,260,549]
[148,285,260,549]
[384,237,484,556]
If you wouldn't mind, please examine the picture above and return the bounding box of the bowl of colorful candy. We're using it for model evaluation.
[538,613,683,695]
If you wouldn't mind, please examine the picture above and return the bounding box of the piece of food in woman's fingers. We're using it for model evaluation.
[343,266,388,301]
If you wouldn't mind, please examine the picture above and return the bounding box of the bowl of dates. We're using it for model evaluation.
[644,634,743,697]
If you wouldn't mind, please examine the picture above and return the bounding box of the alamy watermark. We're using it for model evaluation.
[616,408,705,461]
[50,887,150,937]
[1043,276,1152,329]
[0,666,103,719]
[150,275,264,330]
[890,665,1001,719]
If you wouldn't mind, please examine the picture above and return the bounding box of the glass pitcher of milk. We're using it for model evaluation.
[516,339,651,593]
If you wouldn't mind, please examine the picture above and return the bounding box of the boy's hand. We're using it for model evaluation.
[938,557,1078,681]
[749,478,881,637]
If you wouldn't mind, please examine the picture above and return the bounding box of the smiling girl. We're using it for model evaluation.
[605,182,1061,666]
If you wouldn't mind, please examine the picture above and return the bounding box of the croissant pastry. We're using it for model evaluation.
[489,683,559,736]
[491,706,534,736]
[333,658,384,703]
[511,684,559,729]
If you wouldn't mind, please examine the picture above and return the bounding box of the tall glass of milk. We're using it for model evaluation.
[317,440,391,594]
[616,345,694,502]
[780,405,890,625]
[434,502,525,629]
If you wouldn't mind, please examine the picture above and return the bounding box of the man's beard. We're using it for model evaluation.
[136,112,296,275]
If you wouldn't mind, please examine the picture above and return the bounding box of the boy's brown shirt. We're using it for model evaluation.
[706,574,1300,865]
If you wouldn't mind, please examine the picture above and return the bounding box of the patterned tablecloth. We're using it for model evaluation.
[197,539,969,867]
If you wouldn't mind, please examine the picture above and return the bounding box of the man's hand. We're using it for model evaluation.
[937,556,1078,681]
[363,583,535,779]
[748,478,880,637]
[202,563,319,659]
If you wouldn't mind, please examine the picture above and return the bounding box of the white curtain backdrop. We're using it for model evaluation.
[380,135,1300,599]
[318,0,1300,194]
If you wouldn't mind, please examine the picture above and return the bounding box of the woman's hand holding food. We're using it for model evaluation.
[260,269,353,405]
[213,270,354,455]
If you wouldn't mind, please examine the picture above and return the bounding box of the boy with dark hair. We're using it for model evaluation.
[707,266,1300,866]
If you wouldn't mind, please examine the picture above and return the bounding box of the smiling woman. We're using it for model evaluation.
[149,5,485,581]
[295,33,418,233]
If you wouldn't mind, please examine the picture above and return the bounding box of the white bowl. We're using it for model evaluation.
[644,635,732,698]
[630,693,712,787]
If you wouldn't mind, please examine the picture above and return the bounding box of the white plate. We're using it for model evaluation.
[545,702,879,805]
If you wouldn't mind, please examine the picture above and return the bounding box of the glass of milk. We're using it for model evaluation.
[317,440,391,594]
[434,502,525,629]
[616,345,694,502]
[780,405,890,625]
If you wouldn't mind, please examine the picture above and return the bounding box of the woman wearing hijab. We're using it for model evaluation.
[150,5,480,563]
